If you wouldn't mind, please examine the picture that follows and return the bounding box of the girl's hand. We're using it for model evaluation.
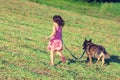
[45,36,50,40]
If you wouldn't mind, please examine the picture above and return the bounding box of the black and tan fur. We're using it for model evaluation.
[83,39,110,66]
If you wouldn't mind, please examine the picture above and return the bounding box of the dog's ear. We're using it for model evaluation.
[89,39,92,42]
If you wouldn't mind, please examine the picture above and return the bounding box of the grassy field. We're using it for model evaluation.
[29,0,120,21]
[0,0,120,80]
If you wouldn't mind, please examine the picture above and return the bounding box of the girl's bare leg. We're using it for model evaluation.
[57,51,66,63]
[50,49,55,66]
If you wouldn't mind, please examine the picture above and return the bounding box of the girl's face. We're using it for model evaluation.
[53,22,58,27]
[53,20,56,24]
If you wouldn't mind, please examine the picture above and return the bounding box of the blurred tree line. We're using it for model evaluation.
[87,0,120,2]
[72,0,120,3]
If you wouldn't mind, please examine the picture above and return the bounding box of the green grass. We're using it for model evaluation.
[100,3,120,16]
[29,0,120,21]
[0,0,120,80]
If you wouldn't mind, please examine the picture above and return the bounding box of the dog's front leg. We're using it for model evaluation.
[101,55,105,66]
[86,52,89,63]
[89,54,92,65]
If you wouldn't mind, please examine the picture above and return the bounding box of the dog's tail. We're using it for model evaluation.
[104,51,110,59]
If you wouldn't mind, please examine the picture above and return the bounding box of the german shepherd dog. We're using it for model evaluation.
[83,39,110,66]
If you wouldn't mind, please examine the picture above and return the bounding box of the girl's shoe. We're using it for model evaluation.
[61,57,66,63]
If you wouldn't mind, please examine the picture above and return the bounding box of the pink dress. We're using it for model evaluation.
[47,26,63,51]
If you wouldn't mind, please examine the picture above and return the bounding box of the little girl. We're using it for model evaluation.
[45,15,66,66]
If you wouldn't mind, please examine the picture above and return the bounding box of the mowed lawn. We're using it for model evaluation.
[0,0,120,80]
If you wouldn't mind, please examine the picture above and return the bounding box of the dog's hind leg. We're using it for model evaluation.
[96,57,100,63]
[101,52,105,66]
[101,55,105,66]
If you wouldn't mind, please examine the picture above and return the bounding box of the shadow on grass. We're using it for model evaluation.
[66,59,85,65]
[106,55,120,65]
[63,55,120,65]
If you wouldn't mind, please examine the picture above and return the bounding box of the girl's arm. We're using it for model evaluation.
[48,26,56,38]
[45,25,56,39]
[45,23,57,39]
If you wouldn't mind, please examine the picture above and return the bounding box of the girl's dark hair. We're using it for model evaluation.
[53,15,65,27]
